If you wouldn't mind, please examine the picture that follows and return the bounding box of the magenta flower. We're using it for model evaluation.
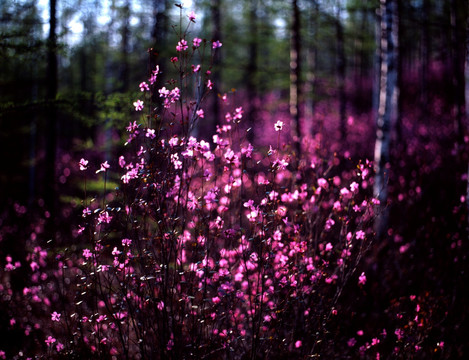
[274,120,284,131]
[133,100,144,111]
[196,109,204,118]
[358,272,367,285]
[295,340,302,348]
[212,40,222,49]
[139,82,149,92]
[193,37,202,48]
[82,249,92,259]
[96,161,110,174]
[79,158,88,171]
[207,80,213,89]
[51,311,61,322]
[188,11,196,22]
[146,128,156,139]
[176,39,188,52]
[45,336,56,346]
[356,230,365,240]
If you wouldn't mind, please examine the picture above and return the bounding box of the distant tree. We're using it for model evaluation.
[373,0,399,237]
[335,0,346,142]
[245,0,258,144]
[290,0,301,158]
[210,0,222,135]
[45,0,58,224]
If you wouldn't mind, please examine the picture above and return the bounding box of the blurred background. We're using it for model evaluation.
[1,0,467,212]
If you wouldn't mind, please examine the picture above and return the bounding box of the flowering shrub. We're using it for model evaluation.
[0,8,454,360]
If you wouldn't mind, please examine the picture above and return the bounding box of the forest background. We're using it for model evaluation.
[1,0,469,358]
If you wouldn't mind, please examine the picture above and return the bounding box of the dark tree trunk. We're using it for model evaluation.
[246,0,258,144]
[211,0,222,135]
[306,0,319,135]
[45,0,58,222]
[336,3,346,142]
[290,0,301,158]
[120,0,131,92]
[374,0,399,238]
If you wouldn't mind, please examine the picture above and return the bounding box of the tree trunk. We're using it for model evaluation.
[246,0,258,144]
[45,0,58,221]
[211,0,222,136]
[336,2,346,142]
[120,0,131,92]
[373,0,399,237]
[290,0,301,158]
[306,0,319,135]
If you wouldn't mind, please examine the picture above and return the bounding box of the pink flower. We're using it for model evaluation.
[0,350,5,359]
[79,158,88,171]
[192,64,201,72]
[295,340,302,348]
[96,161,110,174]
[133,100,144,111]
[146,128,156,139]
[274,120,284,131]
[51,311,61,322]
[82,249,92,259]
[196,109,204,118]
[193,37,202,48]
[188,10,196,22]
[212,40,222,49]
[176,39,188,52]
[356,230,365,240]
[45,336,56,346]
[139,82,149,92]
[207,80,213,89]
[318,178,328,189]
[358,272,366,285]
[56,343,64,352]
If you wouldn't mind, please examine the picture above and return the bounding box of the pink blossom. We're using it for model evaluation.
[51,311,61,322]
[56,343,64,352]
[146,128,156,139]
[212,40,222,48]
[79,158,88,171]
[176,39,188,52]
[207,80,213,89]
[358,272,367,285]
[82,249,92,259]
[274,120,284,131]
[139,82,149,92]
[188,11,196,22]
[356,230,365,240]
[196,109,204,118]
[324,218,335,230]
[193,37,202,48]
[45,336,56,346]
[295,340,302,348]
[318,178,328,189]
[192,64,201,72]
[133,100,144,111]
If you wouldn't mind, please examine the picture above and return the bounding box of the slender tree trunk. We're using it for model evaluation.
[246,0,258,144]
[306,0,319,135]
[290,0,301,158]
[450,0,465,143]
[120,0,131,92]
[211,0,222,136]
[420,0,430,118]
[374,0,399,237]
[336,2,346,142]
[45,0,58,222]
